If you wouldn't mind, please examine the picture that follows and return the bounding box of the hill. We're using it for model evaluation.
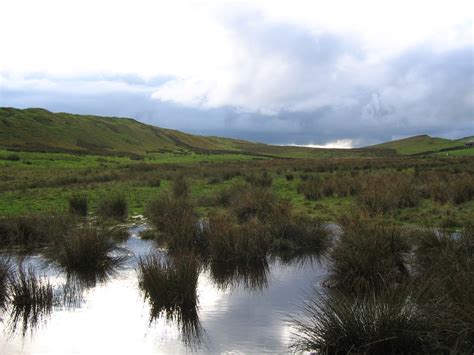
[0,107,385,158]
[368,134,465,155]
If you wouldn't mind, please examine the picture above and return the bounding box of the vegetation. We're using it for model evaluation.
[138,253,199,315]
[0,107,371,158]
[328,214,410,290]
[413,226,474,350]
[146,193,198,251]
[291,218,474,353]
[0,258,11,309]
[51,225,128,279]
[8,266,55,335]
[0,107,473,351]
[0,214,71,248]
[291,287,433,354]
[138,252,202,346]
[68,193,88,216]
[96,192,128,220]
[368,134,465,155]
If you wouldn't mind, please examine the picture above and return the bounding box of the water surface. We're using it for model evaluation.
[0,225,328,354]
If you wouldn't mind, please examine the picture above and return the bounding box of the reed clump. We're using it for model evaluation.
[205,212,270,263]
[96,192,128,220]
[52,225,126,276]
[138,252,199,315]
[413,226,474,351]
[291,287,433,354]
[329,214,410,290]
[357,173,419,215]
[0,214,71,248]
[146,194,198,251]
[68,193,88,217]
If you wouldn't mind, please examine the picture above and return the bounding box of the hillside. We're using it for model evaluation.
[0,107,383,158]
[368,134,465,155]
[3,107,469,158]
[0,107,247,155]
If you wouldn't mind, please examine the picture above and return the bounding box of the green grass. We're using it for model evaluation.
[0,107,377,159]
[435,147,474,156]
[369,134,463,155]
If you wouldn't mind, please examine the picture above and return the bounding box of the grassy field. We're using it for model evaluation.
[1,108,473,353]
[1,147,473,227]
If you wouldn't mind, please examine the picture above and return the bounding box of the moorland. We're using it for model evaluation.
[0,107,473,353]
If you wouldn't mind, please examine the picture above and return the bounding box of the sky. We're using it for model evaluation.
[0,0,473,147]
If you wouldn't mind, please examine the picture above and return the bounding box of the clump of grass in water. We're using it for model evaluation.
[328,213,410,291]
[68,193,88,217]
[145,193,198,251]
[290,286,433,354]
[8,265,55,335]
[206,187,329,262]
[205,211,270,264]
[138,252,202,346]
[0,214,72,248]
[52,225,128,282]
[413,225,474,351]
[96,192,128,220]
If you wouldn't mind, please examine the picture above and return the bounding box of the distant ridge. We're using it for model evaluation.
[367,134,465,155]
[0,107,372,158]
[1,107,470,157]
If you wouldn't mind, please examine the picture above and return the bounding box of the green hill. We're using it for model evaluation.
[368,134,465,155]
[457,136,474,143]
[4,107,467,158]
[1,107,372,158]
[0,107,245,155]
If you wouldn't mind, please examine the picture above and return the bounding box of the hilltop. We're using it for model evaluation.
[0,107,380,158]
[367,134,470,155]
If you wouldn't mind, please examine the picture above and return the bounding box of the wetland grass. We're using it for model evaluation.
[138,252,202,346]
[8,266,55,335]
[0,258,11,309]
[68,193,88,217]
[51,225,127,280]
[96,192,128,220]
[328,214,410,290]
[291,286,433,354]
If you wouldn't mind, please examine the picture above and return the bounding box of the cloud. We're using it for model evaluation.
[0,1,472,146]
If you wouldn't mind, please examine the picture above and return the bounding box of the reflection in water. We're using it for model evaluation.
[0,258,11,309]
[0,225,330,353]
[7,266,55,336]
[208,258,269,291]
[138,253,204,347]
[149,302,203,348]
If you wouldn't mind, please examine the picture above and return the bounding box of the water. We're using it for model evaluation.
[0,225,328,354]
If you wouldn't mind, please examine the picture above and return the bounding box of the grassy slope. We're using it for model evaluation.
[0,107,246,155]
[368,135,464,155]
[0,107,372,158]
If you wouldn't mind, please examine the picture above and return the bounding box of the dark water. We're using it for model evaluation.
[0,225,328,354]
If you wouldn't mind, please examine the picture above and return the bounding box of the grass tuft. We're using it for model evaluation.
[68,193,88,216]
[96,192,128,220]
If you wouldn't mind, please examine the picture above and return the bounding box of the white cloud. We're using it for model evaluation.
[0,0,472,145]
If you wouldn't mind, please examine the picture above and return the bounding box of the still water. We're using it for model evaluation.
[0,225,328,354]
